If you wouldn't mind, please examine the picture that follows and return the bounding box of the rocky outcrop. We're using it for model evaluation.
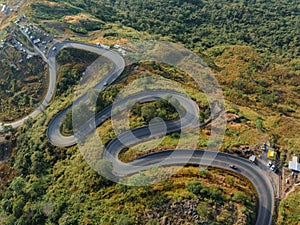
[144,199,200,225]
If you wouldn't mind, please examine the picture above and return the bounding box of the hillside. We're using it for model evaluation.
[0,0,299,224]
[24,0,300,58]
[0,25,47,122]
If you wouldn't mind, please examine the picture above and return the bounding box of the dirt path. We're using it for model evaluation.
[284,182,300,198]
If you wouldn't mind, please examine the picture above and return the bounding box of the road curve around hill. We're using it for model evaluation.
[46,41,125,146]
[130,150,274,225]
[7,40,273,225]
[0,40,125,130]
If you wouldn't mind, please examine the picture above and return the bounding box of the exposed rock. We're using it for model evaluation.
[227,113,241,124]
[144,199,200,225]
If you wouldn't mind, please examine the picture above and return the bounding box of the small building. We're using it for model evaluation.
[292,156,299,163]
[33,39,41,44]
[1,5,6,13]
[289,156,300,173]
[249,155,256,163]
[267,149,276,160]
[289,161,300,172]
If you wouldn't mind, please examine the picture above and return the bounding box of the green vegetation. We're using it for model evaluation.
[29,0,299,58]
[30,2,81,20]
[0,120,258,225]
[0,44,47,122]
[114,0,299,58]
[0,56,256,224]
[0,0,300,224]
[28,1,118,36]
[212,46,299,114]
[68,18,105,35]
[61,61,210,147]
[130,97,181,125]
[187,180,256,224]
[61,84,121,136]
[65,91,182,134]
[278,187,300,225]
[60,102,93,136]
[27,0,300,157]
[56,48,99,96]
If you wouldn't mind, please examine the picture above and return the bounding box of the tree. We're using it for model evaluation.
[30,151,47,175]
[10,177,25,196]
[116,215,132,225]
[87,89,99,105]
[0,125,14,134]
[12,197,25,218]
[234,80,246,90]
[187,181,203,195]
[72,102,93,129]
[197,201,215,221]
[256,118,264,132]
[141,104,157,122]
[62,109,73,134]
[2,199,13,213]
[232,191,248,204]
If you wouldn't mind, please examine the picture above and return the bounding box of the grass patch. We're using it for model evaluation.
[278,186,300,225]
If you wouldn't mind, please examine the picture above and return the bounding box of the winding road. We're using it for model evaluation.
[3,40,275,225]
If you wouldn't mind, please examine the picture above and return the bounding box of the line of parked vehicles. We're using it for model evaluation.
[268,161,277,172]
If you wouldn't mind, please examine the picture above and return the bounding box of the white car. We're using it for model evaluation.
[271,165,276,171]
[267,161,272,167]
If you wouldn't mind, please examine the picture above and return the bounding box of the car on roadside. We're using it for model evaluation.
[271,165,277,172]
[267,161,272,167]
[229,164,237,169]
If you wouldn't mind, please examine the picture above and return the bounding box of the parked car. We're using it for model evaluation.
[271,165,277,171]
[229,164,237,169]
[267,161,272,167]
